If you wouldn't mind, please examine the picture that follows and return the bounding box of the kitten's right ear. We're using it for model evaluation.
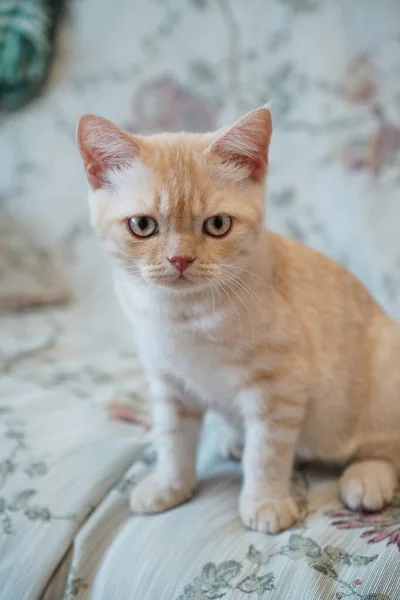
[209,106,272,183]
[77,115,140,190]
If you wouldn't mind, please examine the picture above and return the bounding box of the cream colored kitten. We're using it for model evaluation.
[77,107,400,534]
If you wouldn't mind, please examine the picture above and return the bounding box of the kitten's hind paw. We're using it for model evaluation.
[340,459,397,512]
[130,474,194,514]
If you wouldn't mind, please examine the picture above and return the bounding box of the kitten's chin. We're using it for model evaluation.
[149,275,207,292]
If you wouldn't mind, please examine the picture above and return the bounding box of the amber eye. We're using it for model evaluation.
[128,216,158,238]
[203,215,232,237]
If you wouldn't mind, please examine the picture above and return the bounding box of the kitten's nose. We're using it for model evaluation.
[168,255,195,273]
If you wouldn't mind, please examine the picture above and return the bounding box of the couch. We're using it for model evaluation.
[1,0,400,598]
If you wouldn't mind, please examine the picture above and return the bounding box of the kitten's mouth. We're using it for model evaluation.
[163,273,205,290]
[144,271,207,290]
[172,274,191,285]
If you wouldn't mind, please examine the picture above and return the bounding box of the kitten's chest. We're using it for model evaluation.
[134,312,243,404]
[116,278,247,403]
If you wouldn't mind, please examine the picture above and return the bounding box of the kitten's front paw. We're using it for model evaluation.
[239,492,299,534]
[340,459,396,512]
[130,474,194,514]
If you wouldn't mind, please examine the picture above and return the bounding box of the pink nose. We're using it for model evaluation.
[168,255,195,273]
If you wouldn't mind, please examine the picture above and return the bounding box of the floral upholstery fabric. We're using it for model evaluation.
[1,0,400,598]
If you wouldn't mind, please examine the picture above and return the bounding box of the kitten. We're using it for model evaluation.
[77,107,400,534]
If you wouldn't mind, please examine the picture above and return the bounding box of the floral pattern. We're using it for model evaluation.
[126,76,217,134]
[176,535,388,600]
[318,52,400,180]
[0,415,75,535]
[0,321,148,599]
[63,568,89,600]
[1,0,400,598]
[327,496,400,552]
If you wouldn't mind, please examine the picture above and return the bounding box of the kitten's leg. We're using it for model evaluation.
[130,380,203,514]
[340,459,397,512]
[238,386,305,534]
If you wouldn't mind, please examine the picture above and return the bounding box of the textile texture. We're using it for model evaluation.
[0,209,69,310]
[1,0,400,598]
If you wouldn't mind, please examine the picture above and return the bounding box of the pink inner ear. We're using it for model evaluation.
[77,114,140,190]
[212,108,272,182]
[85,161,104,190]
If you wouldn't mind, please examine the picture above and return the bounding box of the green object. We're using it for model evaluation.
[0,0,64,111]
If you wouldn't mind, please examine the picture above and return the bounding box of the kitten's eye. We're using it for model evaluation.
[128,216,158,238]
[203,215,232,237]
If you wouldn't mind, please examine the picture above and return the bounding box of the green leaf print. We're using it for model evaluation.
[198,559,240,596]
[236,574,259,593]
[258,572,275,592]
[176,585,204,600]
[2,514,12,534]
[351,555,378,567]
[309,557,337,579]
[185,562,230,598]
[24,461,47,477]
[201,563,217,582]
[246,545,262,565]
[324,545,377,568]
[8,489,36,511]
[24,505,51,521]
[324,545,351,565]
[215,561,241,582]
[283,534,322,559]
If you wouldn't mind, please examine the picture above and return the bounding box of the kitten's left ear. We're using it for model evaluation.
[77,114,140,190]
[209,106,272,182]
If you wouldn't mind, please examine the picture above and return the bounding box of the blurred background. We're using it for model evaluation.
[1,0,400,326]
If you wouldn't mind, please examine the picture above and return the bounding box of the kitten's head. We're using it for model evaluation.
[77,107,272,292]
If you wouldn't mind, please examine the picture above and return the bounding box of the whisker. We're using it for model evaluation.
[115,271,141,280]
[208,282,216,318]
[219,263,264,281]
[217,276,249,340]
[209,278,222,305]
[219,275,256,344]
[214,277,243,338]
[114,265,141,276]
[71,278,114,315]
[117,272,142,279]
[221,270,266,319]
